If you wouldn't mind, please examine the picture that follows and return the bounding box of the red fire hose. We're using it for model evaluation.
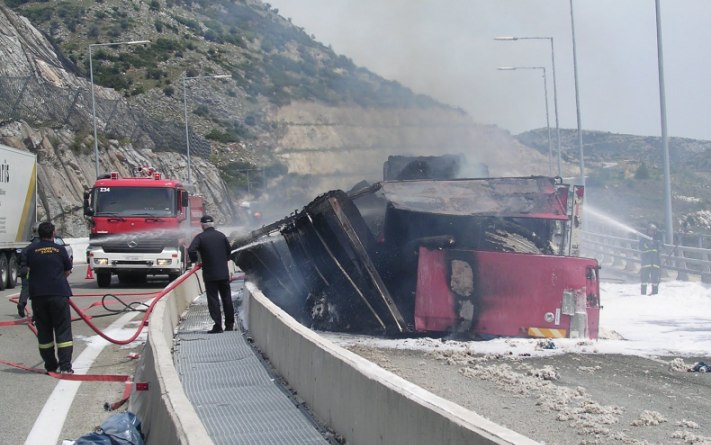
[0,264,203,410]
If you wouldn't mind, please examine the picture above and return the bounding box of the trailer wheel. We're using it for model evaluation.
[96,271,112,288]
[0,253,8,291]
[7,253,18,289]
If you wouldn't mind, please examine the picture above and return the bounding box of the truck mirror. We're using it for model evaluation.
[182,191,189,208]
[83,191,94,216]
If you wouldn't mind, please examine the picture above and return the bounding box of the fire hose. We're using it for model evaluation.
[0,264,203,410]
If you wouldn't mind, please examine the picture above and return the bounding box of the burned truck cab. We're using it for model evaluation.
[358,176,599,339]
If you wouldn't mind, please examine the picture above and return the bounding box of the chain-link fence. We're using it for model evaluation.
[0,76,211,157]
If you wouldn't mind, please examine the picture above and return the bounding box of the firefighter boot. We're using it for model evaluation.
[651,285,659,295]
[57,343,73,373]
[39,347,58,373]
[641,284,647,295]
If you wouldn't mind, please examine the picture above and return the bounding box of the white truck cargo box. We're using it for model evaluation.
[0,144,37,247]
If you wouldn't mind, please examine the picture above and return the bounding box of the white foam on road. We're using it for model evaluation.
[322,280,711,359]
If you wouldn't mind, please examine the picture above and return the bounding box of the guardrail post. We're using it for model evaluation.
[671,244,689,281]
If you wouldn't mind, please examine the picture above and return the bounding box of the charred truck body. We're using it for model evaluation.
[234,165,599,339]
[84,166,204,287]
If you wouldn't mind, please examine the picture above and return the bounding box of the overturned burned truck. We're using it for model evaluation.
[233,175,600,339]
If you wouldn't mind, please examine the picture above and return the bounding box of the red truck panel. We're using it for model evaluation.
[414,247,600,339]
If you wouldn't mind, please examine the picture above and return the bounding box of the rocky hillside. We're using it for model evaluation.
[6,1,707,238]
[1,0,551,235]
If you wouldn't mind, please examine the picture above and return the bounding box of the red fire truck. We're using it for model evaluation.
[83,166,204,288]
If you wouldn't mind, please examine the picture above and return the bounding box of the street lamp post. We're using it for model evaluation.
[88,40,149,178]
[498,66,553,175]
[182,74,230,185]
[569,0,585,187]
[654,0,674,243]
[495,36,561,176]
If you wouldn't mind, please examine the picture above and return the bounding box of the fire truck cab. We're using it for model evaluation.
[83,167,202,287]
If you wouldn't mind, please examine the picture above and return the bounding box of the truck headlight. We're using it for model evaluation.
[156,259,172,266]
[94,258,109,266]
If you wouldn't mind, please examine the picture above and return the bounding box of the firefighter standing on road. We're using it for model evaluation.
[17,226,40,318]
[188,215,235,334]
[640,223,663,295]
[26,221,74,373]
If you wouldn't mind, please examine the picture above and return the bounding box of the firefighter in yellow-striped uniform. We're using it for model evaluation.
[25,221,75,374]
[639,223,663,295]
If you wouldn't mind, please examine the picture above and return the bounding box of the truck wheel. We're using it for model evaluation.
[0,253,7,291]
[7,253,18,289]
[96,271,112,288]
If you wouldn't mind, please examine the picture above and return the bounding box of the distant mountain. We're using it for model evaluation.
[517,128,711,234]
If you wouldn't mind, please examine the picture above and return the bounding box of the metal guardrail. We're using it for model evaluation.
[582,231,711,282]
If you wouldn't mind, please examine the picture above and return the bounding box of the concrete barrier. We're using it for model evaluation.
[246,282,538,445]
[126,270,537,445]
[129,271,214,445]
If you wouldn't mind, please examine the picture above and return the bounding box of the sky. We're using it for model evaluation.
[267,0,711,141]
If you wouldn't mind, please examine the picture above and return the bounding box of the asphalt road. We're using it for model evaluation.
[0,268,168,445]
[4,261,706,445]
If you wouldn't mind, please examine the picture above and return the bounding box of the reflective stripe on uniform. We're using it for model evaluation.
[38,342,55,350]
[56,341,73,348]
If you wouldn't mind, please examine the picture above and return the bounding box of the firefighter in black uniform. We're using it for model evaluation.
[26,221,74,373]
[17,226,40,317]
[639,223,662,295]
[188,215,235,333]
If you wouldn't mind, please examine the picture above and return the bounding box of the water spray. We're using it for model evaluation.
[586,206,651,240]
[88,227,197,246]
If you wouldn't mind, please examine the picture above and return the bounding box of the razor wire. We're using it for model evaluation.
[0,76,211,158]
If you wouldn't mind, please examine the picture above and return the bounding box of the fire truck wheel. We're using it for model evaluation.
[96,271,112,288]
[0,253,7,291]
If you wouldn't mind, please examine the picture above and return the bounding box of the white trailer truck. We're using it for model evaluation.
[0,144,37,290]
